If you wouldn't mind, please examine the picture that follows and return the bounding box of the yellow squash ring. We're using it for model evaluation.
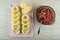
[12,29,20,34]
[22,28,30,34]
[12,20,20,25]
[22,15,29,21]
[22,20,30,25]
[11,5,20,13]
[22,24,30,29]
[12,16,20,22]
[12,25,20,30]
[11,12,20,17]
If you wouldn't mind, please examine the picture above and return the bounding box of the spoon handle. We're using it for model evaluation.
[38,27,40,35]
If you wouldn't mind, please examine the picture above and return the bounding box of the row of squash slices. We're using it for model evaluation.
[11,2,32,35]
